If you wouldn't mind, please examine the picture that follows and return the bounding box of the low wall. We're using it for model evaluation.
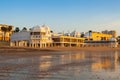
[0,41,10,46]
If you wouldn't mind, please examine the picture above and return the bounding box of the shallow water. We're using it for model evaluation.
[0,51,120,80]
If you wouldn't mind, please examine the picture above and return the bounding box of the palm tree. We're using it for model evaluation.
[1,26,13,41]
[14,27,20,32]
[7,26,13,41]
[1,26,7,41]
[8,26,12,32]
[22,27,27,31]
[81,33,84,37]
[50,30,53,33]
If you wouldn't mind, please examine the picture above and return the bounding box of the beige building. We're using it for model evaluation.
[0,24,14,41]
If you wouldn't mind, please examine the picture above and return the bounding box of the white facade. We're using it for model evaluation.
[109,37,118,48]
[10,25,53,48]
[84,32,92,38]
[10,31,30,47]
[11,31,30,41]
[61,30,81,37]
[70,30,81,37]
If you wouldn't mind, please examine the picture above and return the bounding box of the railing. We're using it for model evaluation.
[30,35,47,39]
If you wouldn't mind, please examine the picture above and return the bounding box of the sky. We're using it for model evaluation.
[0,0,120,35]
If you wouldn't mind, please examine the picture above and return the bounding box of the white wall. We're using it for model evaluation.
[10,31,30,41]
[84,32,92,38]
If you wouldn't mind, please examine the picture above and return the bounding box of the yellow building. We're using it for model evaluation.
[0,24,14,41]
[85,31,112,41]
[52,36,85,47]
[91,32,112,41]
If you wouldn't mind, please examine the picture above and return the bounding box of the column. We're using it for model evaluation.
[16,41,19,47]
[39,43,42,48]
[76,39,78,47]
[29,43,31,47]
[24,41,27,47]
[10,42,13,46]
[18,41,20,47]
[62,38,64,47]
[70,38,71,47]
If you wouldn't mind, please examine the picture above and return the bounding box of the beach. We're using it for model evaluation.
[0,46,120,59]
[1,46,120,54]
[0,47,120,80]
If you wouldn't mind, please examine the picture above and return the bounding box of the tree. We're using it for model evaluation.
[117,36,120,44]
[8,26,12,32]
[22,27,27,31]
[7,26,13,41]
[14,27,20,32]
[29,28,32,31]
[1,26,7,40]
[50,30,53,33]
[81,33,84,37]
[1,26,13,41]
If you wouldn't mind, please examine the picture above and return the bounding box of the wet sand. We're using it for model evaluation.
[1,46,120,53]
[0,47,120,80]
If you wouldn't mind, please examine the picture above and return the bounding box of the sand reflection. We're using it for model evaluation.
[0,51,120,80]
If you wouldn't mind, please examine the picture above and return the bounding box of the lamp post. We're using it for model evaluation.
[89,30,92,41]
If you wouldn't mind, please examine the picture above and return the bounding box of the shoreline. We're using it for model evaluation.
[1,46,120,52]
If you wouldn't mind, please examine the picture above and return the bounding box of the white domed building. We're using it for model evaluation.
[109,37,118,48]
[10,25,53,48]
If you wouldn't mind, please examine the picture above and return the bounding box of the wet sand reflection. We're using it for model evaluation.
[0,51,120,80]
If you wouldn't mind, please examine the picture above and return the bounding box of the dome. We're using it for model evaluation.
[30,25,46,32]
[42,24,50,31]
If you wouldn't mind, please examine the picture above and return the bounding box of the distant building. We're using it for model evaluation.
[70,30,81,37]
[64,30,81,37]
[10,25,53,48]
[0,24,14,41]
[102,30,116,38]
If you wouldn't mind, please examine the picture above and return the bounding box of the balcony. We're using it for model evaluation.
[30,35,47,39]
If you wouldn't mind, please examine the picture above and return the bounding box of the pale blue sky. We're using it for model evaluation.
[0,0,120,35]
